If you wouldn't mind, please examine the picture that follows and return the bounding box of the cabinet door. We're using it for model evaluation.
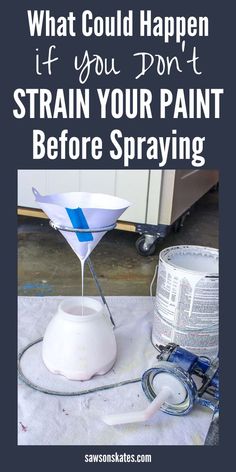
[45,170,80,194]
[18,170,47,207]
[18,170,151,224]
[18,170,80,207]
[146,170,164,225]
[115,170,149,223]
[79,170,116,194]
[79,170,149,223]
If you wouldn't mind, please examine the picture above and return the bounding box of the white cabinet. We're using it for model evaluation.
[18,169,150,223]
[18,169,218,227]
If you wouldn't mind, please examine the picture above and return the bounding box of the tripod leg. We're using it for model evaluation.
[87,257,115,327]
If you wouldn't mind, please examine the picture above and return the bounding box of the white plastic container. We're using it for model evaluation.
[42,297,117,380]
[152,245,219,358]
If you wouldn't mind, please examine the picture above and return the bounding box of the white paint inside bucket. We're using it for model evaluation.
[164,248,219,274]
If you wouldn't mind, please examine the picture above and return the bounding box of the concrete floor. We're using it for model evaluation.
[18,190,218,297]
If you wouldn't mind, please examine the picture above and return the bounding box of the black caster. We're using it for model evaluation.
[173,210,190,233]
[173,218,182,233]
[135,235,157,256]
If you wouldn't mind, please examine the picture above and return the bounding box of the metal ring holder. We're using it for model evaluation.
[49,219,117,327]
[49,220,117,233]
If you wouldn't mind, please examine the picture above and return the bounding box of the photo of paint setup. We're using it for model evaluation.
[17,169,219,446]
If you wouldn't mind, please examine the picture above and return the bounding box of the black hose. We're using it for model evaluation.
[18,337,141,396]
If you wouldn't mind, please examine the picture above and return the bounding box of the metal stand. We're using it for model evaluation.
[49,219,116,327]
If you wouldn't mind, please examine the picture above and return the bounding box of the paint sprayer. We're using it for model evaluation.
[102,342,219,445]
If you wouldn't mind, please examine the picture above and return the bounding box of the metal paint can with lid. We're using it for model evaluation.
[152,245,219,358]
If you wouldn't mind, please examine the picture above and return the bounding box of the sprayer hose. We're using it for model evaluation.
[18,338,141,397]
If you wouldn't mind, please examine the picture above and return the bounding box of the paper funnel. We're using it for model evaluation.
[32,188,131,260]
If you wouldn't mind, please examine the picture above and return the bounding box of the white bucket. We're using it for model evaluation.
[152,245,219,358]
[42,297,117,381]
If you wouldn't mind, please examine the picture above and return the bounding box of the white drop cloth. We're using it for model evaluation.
[18,296,212,446]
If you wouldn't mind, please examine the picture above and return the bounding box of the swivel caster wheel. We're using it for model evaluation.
[135,235,157,256]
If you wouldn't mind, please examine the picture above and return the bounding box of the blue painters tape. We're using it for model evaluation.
[66,207,93,242]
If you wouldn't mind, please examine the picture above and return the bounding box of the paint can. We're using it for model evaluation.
[152,245,219,358]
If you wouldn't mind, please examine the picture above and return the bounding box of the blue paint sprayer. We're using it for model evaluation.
[103,343,219,445]
[146,343,219,444]
[143,343,219,414]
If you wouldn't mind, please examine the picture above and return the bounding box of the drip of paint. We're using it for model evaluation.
[65,208,93,316]
[81,258,85,315]
[79,243,91,315]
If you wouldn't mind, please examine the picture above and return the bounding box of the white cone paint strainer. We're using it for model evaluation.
[32,188,131,261]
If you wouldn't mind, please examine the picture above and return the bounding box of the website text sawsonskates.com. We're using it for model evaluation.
[84,452,152,463]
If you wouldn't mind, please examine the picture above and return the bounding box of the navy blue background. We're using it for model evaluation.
[2,0,233,169]
[1,0,235,469]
